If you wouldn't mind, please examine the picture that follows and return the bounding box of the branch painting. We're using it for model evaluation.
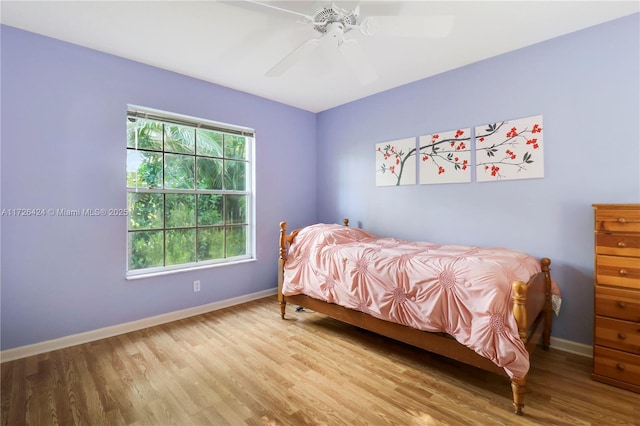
[419,128,471,184]
[375,137,417,186]
[475,115,544,182]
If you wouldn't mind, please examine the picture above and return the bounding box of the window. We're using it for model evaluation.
[126,106,254,276]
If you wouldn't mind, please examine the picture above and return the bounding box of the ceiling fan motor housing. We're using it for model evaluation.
[313,4,359,34]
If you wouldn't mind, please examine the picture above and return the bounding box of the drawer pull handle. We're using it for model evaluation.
[617,301,626,308]
[617,332,627,340]
[616,363,625,371]
[619,269,628,276]
[617,217,627,224]
[617,241,626,247]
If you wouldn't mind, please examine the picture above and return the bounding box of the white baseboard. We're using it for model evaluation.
[550,336,592,358]
[1,289,593,363]
[0,288,277,363]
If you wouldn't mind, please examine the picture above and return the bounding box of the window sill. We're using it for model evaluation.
[126,257,257,281]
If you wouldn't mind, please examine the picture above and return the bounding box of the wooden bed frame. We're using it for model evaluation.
[278,219,553,415]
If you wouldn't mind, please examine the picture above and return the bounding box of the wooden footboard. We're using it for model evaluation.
[277,220,553,415]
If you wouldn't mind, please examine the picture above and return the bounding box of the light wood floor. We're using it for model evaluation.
[2,296,639,426]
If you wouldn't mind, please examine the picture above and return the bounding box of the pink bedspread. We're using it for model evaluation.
[283,223,550,379]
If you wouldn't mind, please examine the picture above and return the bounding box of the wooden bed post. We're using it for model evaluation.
[511,280,528,340]
[278,221,287,319]
[509,257,552,414]
[511,280,528,415]
[541,257,552,350]
[511,377,526,415]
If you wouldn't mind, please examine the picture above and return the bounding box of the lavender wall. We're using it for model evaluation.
[2,14,638,352]
[316,14,640,345]
[0,26,317,350]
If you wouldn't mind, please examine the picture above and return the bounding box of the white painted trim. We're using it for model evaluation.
[0,288,277,363]
[126,258,257,280]
[550,336,592,358]
[2,288,593,363]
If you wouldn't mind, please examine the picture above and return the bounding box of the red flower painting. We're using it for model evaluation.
[475,115,544,182]
[375,137,417,186]
[419,128,471,184]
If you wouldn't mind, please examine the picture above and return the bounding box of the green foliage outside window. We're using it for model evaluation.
[126,115,251,273]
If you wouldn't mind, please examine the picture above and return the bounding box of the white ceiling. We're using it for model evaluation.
[1,1,638,112]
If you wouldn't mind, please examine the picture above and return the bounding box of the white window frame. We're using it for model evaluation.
[126,105,256,278]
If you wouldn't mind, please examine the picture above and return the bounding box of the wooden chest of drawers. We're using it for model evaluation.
[592,204,640,393]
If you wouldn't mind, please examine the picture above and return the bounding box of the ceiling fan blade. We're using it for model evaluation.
[244,0,315,22]
[339,39,378,85]
[360,15,455,38]
[266,38,321,77]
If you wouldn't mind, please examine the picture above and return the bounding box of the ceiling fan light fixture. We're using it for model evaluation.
[359,16,381,36]
[325,22,346,44]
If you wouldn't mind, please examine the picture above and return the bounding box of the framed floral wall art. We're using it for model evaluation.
[475,114,544,182]
[375,137,417,186]
[419,128,471,184]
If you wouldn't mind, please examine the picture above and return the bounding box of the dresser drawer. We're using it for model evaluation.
[595,286,640,322]
[593,346,640,387]
[595,233,640,257]
[596,255,640,290]
[595,316,640,354]
[595,208,640,233]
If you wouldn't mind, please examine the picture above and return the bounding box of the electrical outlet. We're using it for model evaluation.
[193,280,201,292]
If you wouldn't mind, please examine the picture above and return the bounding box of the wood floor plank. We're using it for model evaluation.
[2,296,639,425]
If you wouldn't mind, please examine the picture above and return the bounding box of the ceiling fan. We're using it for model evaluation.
[246,1,455,85]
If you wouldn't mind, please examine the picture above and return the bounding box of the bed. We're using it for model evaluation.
[277,219,557,415]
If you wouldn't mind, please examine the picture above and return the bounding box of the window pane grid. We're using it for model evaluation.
[127,110,252,273]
